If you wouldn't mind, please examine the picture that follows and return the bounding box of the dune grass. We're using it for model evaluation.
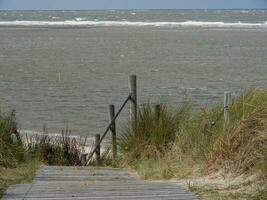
[119,103,189,162]
[0,110,25,168]
[26,128,86,166]
[118,89,267,199]
[176,89,267,175]
[0,110,40,198]
[1,89,266,199]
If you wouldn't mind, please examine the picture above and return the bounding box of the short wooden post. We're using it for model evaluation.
[224,91,232,126]
[95,134,101,166]
[81,153,87,166]
[155,104,161,120]
[129,75,137,124]
[109,104,117,164]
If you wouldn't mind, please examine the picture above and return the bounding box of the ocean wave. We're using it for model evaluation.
[75,17,86,21]
[0,20,266,28]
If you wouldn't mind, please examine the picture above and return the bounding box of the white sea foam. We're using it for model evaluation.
[240,10,250,13]
[19,129,107,154]
[75,18,86,21]
[150,68,161,72]
[0,20,266,28]
[19,129,95,145]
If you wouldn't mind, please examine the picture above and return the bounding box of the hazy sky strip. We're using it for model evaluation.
[0,0,267,10]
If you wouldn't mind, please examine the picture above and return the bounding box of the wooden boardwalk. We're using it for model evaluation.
[3,166,197,200]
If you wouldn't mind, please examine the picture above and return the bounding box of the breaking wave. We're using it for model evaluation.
[0,20,267,28]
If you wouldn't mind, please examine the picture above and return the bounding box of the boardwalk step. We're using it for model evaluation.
[3,166,198,200]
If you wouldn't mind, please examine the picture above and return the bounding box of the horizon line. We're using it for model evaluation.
[1,8,267,11]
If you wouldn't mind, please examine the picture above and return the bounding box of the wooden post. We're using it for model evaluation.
[95,134,101,166]
[224,91,232,126]
[81,153,87,166]
[155,104,161,120]
[129,75,137,124]
[109,104,117,164]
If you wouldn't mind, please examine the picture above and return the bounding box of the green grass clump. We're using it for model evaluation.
[175,105,225,161]
[119,103,189,162]
[0,110,25,168]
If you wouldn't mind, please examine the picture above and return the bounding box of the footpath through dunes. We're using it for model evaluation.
[3,166,197,200]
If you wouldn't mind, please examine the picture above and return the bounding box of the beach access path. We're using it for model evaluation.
[3,166,198,200]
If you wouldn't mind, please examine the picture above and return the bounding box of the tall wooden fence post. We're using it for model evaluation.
[224,91,232,126]
[109,104,117,164]
[155,104,161,120]
[129,75,137,125]
[95,134,101,166]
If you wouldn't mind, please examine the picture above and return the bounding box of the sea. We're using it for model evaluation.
[0,10,266,137]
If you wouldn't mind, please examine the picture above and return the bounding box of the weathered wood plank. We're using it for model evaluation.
[3,166,198,200]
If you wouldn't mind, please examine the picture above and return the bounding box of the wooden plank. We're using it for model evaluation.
[3,166,198,200]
